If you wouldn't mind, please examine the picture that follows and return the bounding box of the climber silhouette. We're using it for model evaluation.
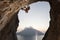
[21,6,30,13]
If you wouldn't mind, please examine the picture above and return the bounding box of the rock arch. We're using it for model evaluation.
[0,0,60,40]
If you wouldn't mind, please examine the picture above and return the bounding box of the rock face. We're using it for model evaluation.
[42,0,60,40]
[0,0,60,40]
[0,12,19,40]
[0,0,29,40]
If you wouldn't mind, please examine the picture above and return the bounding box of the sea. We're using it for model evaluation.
[17,35,44,40]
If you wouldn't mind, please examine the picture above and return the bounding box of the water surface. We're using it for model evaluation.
[17,35,44,40]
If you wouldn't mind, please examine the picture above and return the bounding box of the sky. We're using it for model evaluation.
[17,2,50,33]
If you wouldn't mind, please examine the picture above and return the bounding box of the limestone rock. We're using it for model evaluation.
[42,0,60,40]
[0,12,19,40]
[0,0,60,40]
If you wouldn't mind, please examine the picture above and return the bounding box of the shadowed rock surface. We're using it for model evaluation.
[0,0,60,40]
[0,12,19,40]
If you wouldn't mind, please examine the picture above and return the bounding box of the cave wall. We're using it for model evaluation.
[0,12,19,40]
[0,0,60,40]
[42,0,60,40]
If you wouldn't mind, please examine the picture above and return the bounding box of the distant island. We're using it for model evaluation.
[16,27,44,36]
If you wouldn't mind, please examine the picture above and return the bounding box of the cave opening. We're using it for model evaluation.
[17,2,50,40]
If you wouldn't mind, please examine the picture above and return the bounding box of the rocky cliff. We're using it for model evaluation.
[0,0,60,40]
[0,0,30,40]
[0,12,19,40]
[42,0,60,40]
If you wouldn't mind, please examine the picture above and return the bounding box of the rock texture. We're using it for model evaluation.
[42,0,60,40]
[0,12,19,40]
[0,0,60,40]
[0,0,30,40]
